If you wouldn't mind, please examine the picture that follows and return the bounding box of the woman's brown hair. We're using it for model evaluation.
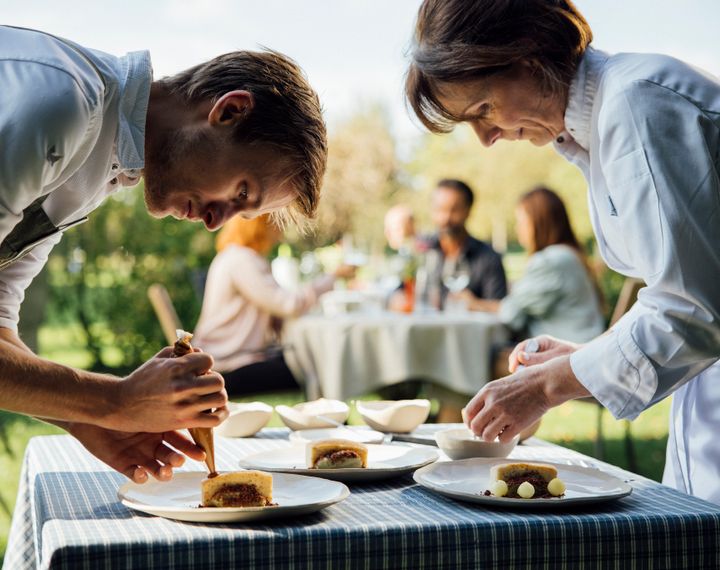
[519,186,604,307]
[216,214,278,255]
[406,0,593,133]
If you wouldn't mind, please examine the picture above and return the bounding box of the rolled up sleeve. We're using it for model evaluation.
[572,80,720,419]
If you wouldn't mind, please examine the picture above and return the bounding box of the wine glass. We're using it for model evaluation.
[442,258,471,312]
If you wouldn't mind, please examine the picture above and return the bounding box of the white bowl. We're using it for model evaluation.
[215,402,273,438]
[434,428,519,460]
[275,398,350,431]
[356,399,431,433]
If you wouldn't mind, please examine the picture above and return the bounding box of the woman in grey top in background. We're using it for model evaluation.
[467,187,604,342]
[499,187,604,343]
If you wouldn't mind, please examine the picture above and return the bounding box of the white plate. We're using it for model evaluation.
[118,471,349,523]
[289,427,386,445]
[239,444,439,482]
[413,458,632,509]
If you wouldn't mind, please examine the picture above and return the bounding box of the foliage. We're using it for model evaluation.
[47,185,214,370]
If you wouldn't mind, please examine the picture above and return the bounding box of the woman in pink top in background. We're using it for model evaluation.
[194,214,355,395]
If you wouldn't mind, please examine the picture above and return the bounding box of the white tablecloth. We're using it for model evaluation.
[283,312,508,400]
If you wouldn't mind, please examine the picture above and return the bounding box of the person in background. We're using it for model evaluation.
[428,179,507,303]
[193,215,355,395]
[467,187,605,344]
[384,204,417,252]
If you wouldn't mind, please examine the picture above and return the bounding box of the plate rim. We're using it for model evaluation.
[117,470,351,514]
[238,443,439,475]
[413,457,633,508]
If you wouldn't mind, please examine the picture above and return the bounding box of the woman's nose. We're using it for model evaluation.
[470,121,501,147]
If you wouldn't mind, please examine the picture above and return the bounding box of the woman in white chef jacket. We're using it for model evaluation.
[405,0,720,504]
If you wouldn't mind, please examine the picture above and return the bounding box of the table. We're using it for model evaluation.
[5,430,720,569]
[283,312,508,400]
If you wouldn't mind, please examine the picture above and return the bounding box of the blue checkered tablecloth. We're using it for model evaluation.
[4,429,720,569]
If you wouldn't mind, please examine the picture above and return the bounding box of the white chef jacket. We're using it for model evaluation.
[554,47,720,421]
[0,26,152,331]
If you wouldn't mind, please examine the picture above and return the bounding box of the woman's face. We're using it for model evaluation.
[515,205,534,252]
[435,64,567,147]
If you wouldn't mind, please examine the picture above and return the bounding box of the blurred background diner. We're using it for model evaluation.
[193,215,356,396]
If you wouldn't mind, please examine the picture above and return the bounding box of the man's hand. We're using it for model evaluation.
[69,422,207,483]
[508,335,580,372]
[464,356,591,443]
[103,347,229,433]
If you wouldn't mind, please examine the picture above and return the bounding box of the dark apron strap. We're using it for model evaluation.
[0,196,87,271]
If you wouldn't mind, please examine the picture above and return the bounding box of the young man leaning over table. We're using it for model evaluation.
[0,26,327,484]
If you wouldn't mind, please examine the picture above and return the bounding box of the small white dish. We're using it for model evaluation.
[275,398,350,431]
[356,399,431,433]
[239,444,438,483]
[118,471,349,523]
[216,402,273,438]
[413,458,632,509]
[289,427,386,445]
[435,428,519,460]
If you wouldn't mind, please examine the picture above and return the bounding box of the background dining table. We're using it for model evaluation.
[4,428,719,569]
[283,312,509,400]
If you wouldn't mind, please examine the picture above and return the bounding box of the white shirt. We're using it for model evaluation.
[555,47,720,419]
[498,244,605,343]
[193,246,334,372]
[0,26,151,331]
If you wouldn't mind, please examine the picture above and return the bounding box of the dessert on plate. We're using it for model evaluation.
[487,462,566,499]
[201,471,275,507]
[172,329,217,476]
[307,439,368,469]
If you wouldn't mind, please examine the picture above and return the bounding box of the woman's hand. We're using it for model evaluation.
[68,423,207,483]
[508,335,580,372]
[464,355,591,443]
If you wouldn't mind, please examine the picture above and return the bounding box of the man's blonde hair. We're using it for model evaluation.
[162,49,327,225]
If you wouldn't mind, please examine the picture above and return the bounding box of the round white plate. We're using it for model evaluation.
[118,471,349,522]
[288,427,386,445]
[239,444,439,482]
[413,458,632,509]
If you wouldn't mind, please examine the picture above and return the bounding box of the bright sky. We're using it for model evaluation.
[6,0,720,145]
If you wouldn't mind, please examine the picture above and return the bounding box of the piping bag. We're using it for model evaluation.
[172,329,217,477]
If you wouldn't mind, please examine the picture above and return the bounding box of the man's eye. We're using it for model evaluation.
[238,185,248,200]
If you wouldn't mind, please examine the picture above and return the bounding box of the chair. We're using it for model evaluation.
[147,283,183,345]
[584,277,644,469]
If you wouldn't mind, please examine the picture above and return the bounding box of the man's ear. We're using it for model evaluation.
[207,90,255,126]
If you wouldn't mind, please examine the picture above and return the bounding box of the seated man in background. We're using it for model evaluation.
[193,215,355,396]
[427,179,507,305]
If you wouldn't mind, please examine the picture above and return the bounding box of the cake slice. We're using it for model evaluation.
[172,329,217,476]
[490,462,559,498]
[307,439,368,469]
[201,471,274,507]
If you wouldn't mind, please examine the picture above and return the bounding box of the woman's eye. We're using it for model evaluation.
[238,185,248,200]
